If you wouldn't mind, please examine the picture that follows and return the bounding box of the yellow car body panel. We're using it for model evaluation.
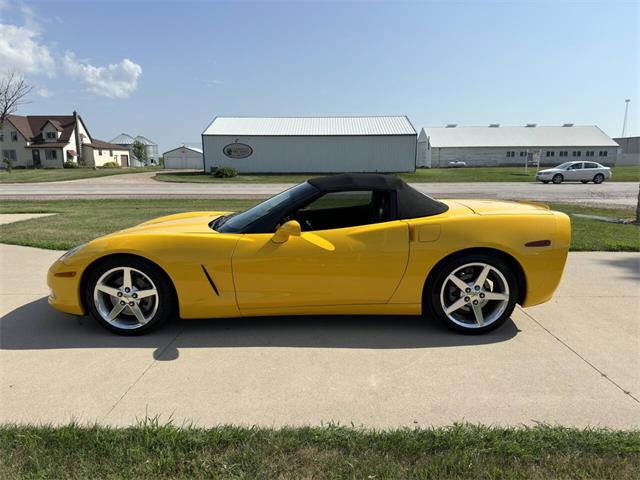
[47,200,570,319]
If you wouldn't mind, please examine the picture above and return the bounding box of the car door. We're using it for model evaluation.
[582,162,598,180]
[231,190,410,312]
[565,162,583,181]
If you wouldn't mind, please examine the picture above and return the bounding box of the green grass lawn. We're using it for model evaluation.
[0,199,637,251]
[0,423,638,479]
[0,167,161,183]
[154,165,640,183]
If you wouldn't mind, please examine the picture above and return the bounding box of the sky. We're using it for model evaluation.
[1,0,638,153]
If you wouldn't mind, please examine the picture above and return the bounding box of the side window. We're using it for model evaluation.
[291,190,393,232]
[302,191,372,211]
[567,163,582,170]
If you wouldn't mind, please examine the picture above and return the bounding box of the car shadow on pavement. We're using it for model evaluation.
[598,256,640,281]
[1,297,519,360]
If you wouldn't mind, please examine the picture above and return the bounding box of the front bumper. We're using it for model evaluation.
[47,259,85,315]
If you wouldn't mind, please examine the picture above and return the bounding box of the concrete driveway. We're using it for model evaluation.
[0,172,637,208]
[0,243,638,428]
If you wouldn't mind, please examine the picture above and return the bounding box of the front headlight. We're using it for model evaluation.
[58,243,87,263]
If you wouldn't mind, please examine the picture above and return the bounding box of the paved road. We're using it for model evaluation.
[1,172,637,207]
[1,242,638,428]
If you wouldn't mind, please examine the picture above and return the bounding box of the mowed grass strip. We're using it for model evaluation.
[0,167,160,183]
[154,165,640,183]
[0,199,256,250]
[0,423,638,479]
[0,199,637,251]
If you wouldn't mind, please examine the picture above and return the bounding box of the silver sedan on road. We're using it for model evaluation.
[536,161,612,184]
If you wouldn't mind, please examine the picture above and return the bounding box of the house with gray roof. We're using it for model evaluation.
[1,111,130,168]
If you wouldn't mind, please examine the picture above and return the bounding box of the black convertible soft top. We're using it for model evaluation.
[308,173,449,219]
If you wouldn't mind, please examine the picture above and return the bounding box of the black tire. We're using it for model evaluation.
[593,174,605,184]
[552,174,563,184]
[424,253,519,335]
[85,256,176,335]
[581,180,589,184]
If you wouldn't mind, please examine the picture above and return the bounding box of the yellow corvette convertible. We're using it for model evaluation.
[48,174,571,335]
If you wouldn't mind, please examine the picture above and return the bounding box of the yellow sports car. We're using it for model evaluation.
[48,174,571,335]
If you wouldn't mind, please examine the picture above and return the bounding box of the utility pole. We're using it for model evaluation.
[622,99,630,137]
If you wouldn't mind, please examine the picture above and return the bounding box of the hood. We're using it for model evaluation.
[451,199,553,216]
[117,211,232,235]
[537,168,560,174]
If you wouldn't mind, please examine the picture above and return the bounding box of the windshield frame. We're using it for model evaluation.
[213,182,319,234]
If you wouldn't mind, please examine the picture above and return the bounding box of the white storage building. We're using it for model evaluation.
[163,145,203,169]
[418,125,619,168]
[201,116,417,173]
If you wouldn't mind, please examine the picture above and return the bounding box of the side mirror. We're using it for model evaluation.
[272,220,301,244]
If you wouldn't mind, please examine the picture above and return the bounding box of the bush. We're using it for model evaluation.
[2,157,13,172]
[100,161,121,168]
[212,166,238,178]
[63,160,78,168]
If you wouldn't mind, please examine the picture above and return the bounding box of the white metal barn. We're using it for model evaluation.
[163,146,203,169]
[418,125,619,168]
[201,116,417,173]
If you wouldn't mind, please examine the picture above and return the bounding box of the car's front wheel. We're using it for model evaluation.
[425,254,518,334]
[85,257,176,335]
[593,173,605,184]
[552,174,563,184]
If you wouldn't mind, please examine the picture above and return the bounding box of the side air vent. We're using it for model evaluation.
[201,265,219,296]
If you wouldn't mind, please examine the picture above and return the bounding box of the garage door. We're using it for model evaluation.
[165,154,202,169]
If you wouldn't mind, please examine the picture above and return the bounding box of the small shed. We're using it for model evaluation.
[163,145,203,169]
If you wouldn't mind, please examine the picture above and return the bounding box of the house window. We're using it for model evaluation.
[109,150,113,156]
[46,132,56,140]
[11,131,18,141]
[45,149,58,160]
[559,151,568,157]
[519,151,527,157]
[98,149,103,156]
[506,151,515,158]
[599,151,608,157]
[0,132,4,141]
[572,151,581,157]
[546,151,555,157]
[586,151,594,157]
[2,149,17,161]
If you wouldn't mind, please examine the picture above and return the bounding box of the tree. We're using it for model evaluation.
[0,70,33,129]
[132,140,147,165]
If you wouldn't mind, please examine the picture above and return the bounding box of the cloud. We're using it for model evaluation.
[63,52,142,99]
[206,79,224,86]
[35,86,51,98]
[0,22,55,77]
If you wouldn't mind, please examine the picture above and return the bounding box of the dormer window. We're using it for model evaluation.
[46,131,57,140]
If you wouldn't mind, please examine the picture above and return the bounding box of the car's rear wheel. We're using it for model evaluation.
[425,254,518,334]
[85,257,175,335]
[593,173,605,184]
[552,174,563,184]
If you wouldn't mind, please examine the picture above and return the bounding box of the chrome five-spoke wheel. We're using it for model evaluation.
[93,267,159,330]
[440,263,509,329]
[86,257,175,335]
[426,254,518,334]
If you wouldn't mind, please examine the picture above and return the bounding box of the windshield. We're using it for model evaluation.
[215,182,317,233]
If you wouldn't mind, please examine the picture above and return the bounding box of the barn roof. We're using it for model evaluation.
[423,125,619,148]
[203,116,416,136]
